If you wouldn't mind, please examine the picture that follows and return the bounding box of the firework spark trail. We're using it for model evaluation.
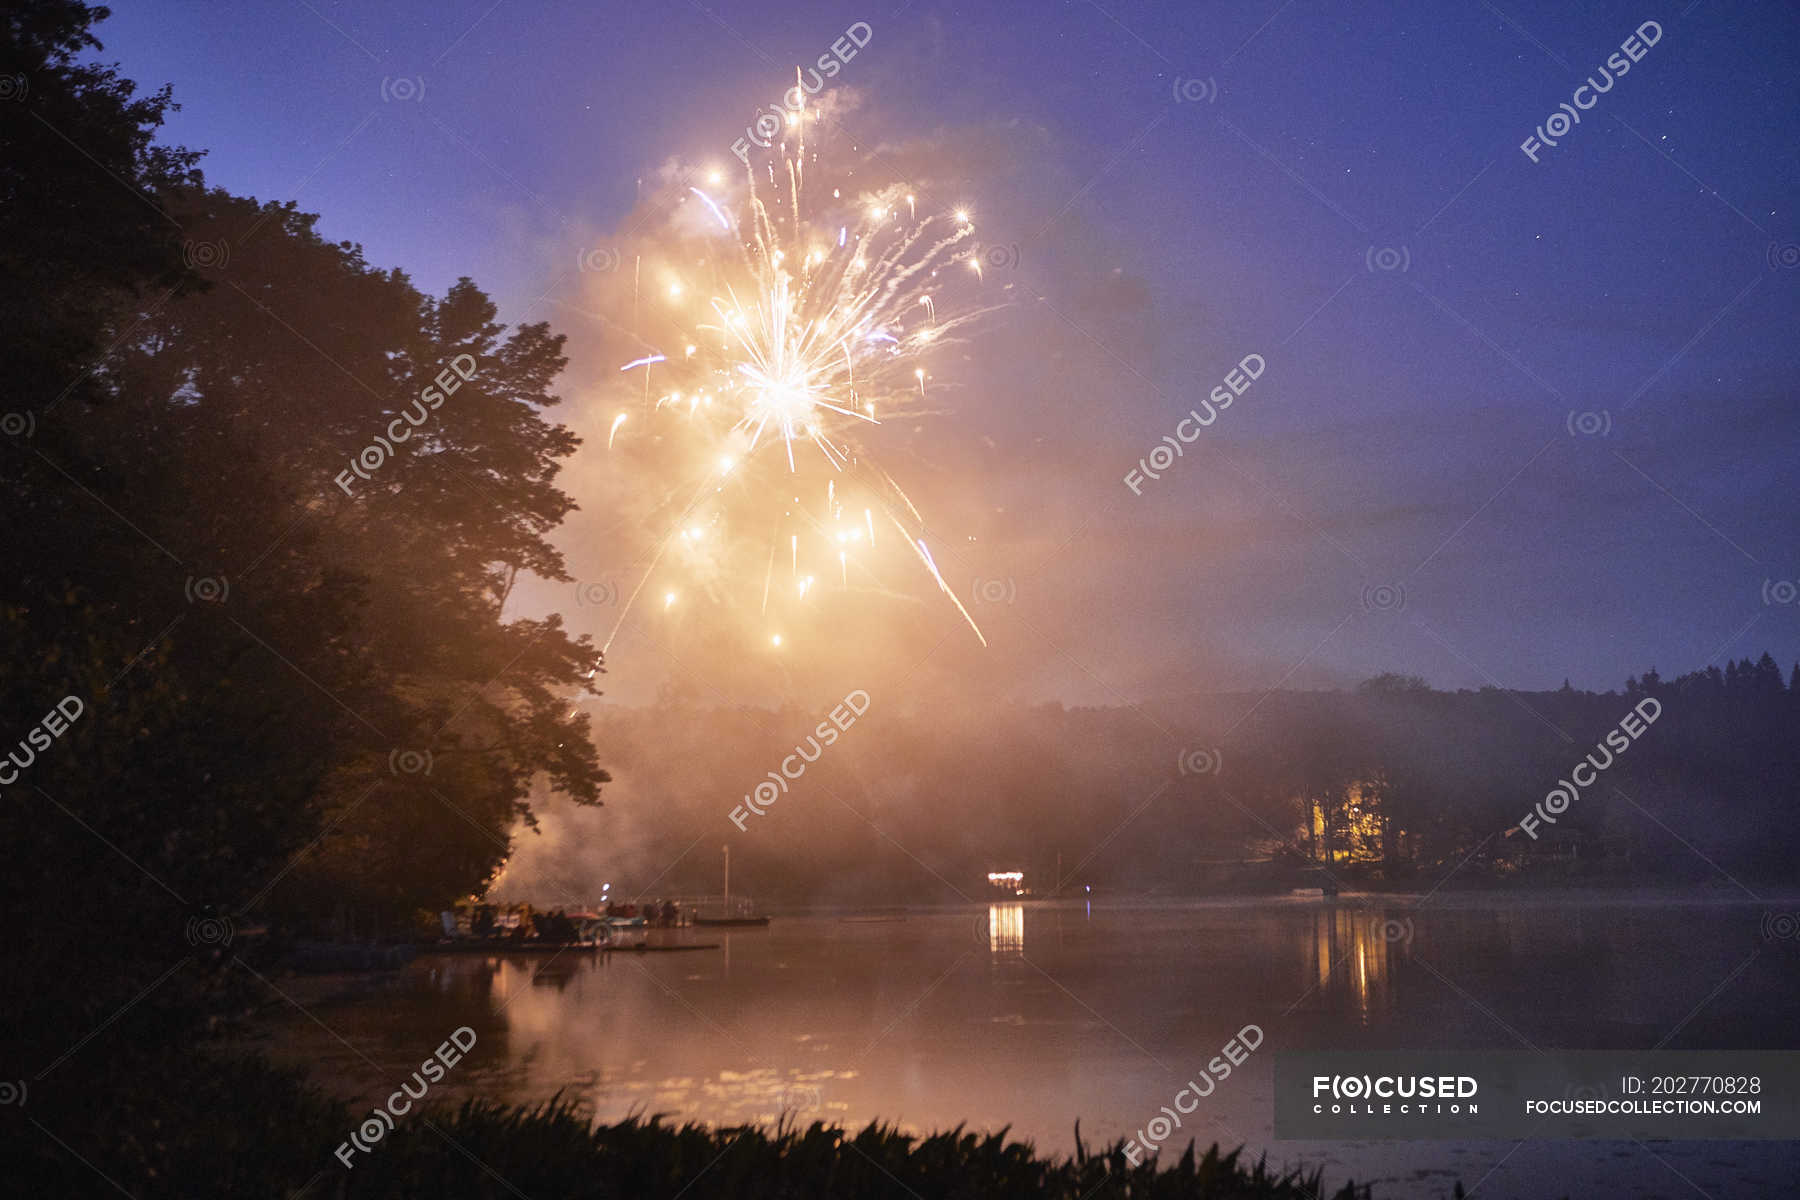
[687,186,730,231]
[902,519,987,648]
[594,106,1003,659]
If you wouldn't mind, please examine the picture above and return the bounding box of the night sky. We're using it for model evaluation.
[97,0,1800,702]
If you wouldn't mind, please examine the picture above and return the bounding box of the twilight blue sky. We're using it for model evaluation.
[94,0,1800,704]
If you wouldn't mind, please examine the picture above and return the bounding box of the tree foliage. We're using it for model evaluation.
[2,0,607,1101]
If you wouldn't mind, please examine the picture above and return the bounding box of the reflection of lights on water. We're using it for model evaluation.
[1305,909,1395,1019]
[987,902,1024,955]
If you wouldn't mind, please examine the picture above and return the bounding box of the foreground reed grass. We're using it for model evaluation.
[334,1095,1373,1199]
[23,1048,1382,1197]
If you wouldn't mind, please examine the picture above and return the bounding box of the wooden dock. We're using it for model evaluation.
[415,941,720,955]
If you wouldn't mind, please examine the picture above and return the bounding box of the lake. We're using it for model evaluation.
[256,894,1800,1198]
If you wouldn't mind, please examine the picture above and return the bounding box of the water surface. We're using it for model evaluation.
[261,895,1800,1198]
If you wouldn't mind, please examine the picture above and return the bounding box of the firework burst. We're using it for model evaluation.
[598,100,1003,658]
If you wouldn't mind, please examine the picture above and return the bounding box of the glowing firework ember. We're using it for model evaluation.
[596,98,1003,656]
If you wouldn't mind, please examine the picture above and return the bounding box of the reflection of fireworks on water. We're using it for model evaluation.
[597,96,1003,659]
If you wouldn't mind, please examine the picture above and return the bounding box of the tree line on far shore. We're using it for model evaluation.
[527,655,1799,906]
